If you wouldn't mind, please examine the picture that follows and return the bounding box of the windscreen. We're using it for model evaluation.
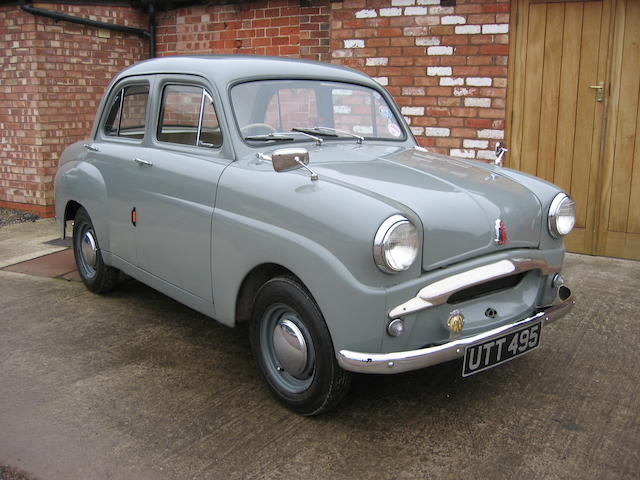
[231,80,405,141]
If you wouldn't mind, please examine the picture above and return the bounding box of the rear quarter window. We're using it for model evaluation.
[103,84,149,140]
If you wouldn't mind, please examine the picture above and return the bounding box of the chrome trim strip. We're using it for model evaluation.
[338,288,574,374]
[388,257,560,319]
[196,88,206,147]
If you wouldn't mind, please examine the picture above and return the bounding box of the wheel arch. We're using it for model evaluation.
[56,199,83,239]
[64,200,83,222]
[55,160,110,249]
[235,263,308,325]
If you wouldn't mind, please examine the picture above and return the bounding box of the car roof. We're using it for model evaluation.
[114,55,378,89]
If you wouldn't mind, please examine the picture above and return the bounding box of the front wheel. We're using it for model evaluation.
[72,207,119,293]
[250,277,351,416]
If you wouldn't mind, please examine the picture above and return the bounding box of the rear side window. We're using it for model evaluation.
[157,84,222,148]
[103,84,149,140]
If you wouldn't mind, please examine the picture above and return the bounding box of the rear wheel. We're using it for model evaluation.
[250,276,351,416]
[72,207,119,293]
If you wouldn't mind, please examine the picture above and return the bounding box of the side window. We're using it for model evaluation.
[158,84,222,148]
[103,84,149,140]
[200,94,222,147]
[104,90,122,136]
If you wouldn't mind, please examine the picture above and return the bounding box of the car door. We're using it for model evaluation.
[90,77,152,267]
[132,79,232,303]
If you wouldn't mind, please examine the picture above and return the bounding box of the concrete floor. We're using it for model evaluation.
[0,220,638,480]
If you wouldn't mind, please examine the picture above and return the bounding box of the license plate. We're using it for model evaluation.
[462,322,541,377]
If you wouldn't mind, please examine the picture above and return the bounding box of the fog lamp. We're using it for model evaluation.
[387,319,405,337]
[553,273,564,290]
[552,273,565,290]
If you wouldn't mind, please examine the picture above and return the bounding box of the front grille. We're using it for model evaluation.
[447,272,526,304]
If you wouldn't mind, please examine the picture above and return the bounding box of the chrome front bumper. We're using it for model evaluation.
[337,287,575,374]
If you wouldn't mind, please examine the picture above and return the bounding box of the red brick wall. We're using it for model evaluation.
[330,0,510,159]
[1,0,511,216]
[0,7,40,213]
[156,0,331,61]
[0,3,146,216]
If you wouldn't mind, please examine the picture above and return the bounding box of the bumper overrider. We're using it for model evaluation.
[337,258,575,374]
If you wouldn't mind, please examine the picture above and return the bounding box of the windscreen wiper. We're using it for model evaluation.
[291,128,326,146]
[292,127,338,138]
[311,127,364,144]
[244,133,295,142]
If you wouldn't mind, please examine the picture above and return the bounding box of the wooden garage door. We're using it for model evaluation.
[508,0,640,261]
[597,0,640,259]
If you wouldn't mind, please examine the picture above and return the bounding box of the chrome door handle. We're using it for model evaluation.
[134,157,153,166]
[83,144,99,152]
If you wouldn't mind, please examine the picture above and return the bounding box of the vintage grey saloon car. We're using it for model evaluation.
[54,55,576,415]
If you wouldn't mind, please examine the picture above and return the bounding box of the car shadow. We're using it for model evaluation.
[105,277,531,422]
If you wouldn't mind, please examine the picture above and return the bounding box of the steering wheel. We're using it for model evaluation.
[241,123,277,136]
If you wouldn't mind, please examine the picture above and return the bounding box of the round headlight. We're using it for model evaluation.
[373,215,419,273]
[548,193,576,238]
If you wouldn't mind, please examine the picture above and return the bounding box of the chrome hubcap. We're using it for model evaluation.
[260,304,315,394]
[272,318,308,376]
[81,230,97,268]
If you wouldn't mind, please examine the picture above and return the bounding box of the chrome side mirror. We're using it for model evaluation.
[495,142,508,167]
[271,148,318,181]
[272,148,309,172]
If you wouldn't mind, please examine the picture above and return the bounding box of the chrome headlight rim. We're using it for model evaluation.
[373,214,419,274]
[548,193,576,238]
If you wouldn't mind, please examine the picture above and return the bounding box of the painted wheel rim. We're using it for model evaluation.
[260,303,315,394]
[76,224,98,279]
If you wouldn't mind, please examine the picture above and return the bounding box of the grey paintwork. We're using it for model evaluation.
[55,55,568,358]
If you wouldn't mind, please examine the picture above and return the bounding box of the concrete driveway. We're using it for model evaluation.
[1,220,638,480]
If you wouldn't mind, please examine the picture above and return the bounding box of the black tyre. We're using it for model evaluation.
[72,207,119,293]
[250,276,351,416]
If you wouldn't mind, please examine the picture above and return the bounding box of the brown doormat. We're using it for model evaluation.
[2,248,80,281]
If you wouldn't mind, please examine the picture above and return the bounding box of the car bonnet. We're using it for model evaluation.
[307,144,543,271]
